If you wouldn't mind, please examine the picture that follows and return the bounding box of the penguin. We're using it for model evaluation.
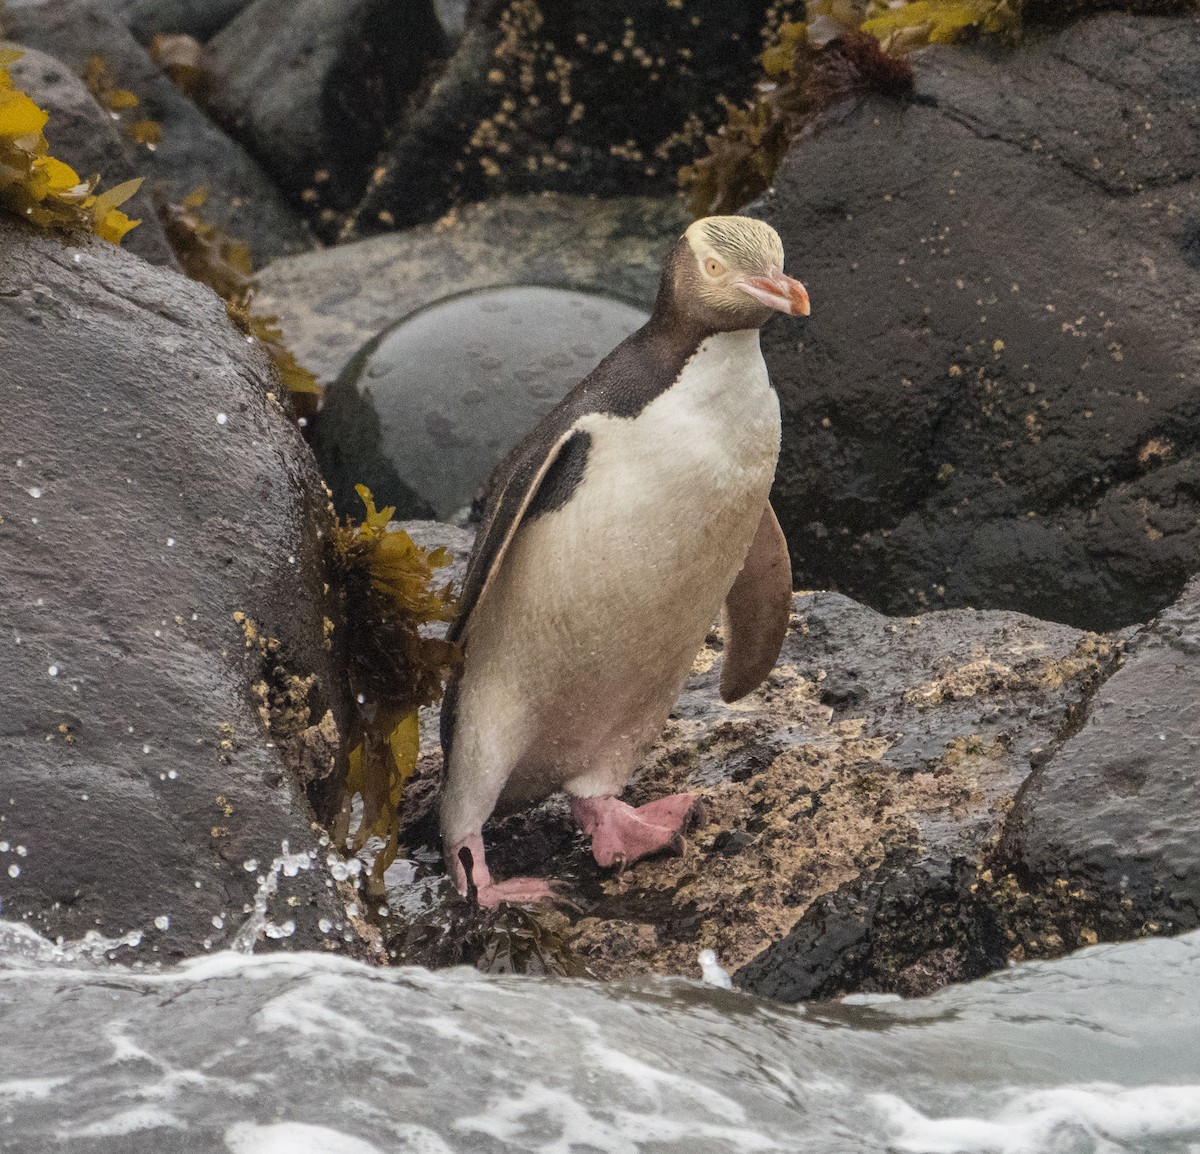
[440,215,810,907]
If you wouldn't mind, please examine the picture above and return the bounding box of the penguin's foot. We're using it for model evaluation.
[446,834,560,909]
[570,793,706,871]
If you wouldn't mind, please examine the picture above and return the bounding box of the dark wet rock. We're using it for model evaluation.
[0,217,369,962]
[5,0,311,266]
[5,43,178,268]
[385,565,1115,987]
[346,0,803,235]
[256,193,687,388]
[316,286,647,520]
[84,0,254,40]
[204,0,448,223]
[755,11,1200,631]
[987,575,1200,951]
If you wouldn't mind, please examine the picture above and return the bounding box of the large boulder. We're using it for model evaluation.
[5,43,178,268]
[5,0,312,265]
[204,0,449,223]
[0,217,364,961]
[754,11,1200,631]
[988,575,1200,950]
[346,0,804,235]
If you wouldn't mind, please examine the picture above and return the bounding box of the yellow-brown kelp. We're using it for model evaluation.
[0,47,142,242]
[330,486,460,891]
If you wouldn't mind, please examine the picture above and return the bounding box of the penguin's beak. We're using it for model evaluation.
[736,272,811,317]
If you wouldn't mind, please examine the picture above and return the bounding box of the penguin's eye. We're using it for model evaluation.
[704,257,725,278]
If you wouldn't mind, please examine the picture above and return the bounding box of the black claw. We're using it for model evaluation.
[458,845,480,910]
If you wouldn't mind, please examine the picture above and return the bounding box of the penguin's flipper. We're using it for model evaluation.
[719,502,792,703]
[447,422,589,647]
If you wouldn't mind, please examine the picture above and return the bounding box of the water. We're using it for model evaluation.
[1,921,1198,1153]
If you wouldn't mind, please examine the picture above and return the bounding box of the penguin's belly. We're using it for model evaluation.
[459,329,781,807]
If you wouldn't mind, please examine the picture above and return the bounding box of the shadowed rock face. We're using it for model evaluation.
[991,575,1200,944]
[754,12,1200,632]
[204,0,449,220]
[0,219,367,961]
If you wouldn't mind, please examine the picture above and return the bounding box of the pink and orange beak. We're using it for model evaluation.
[735,270,811,317]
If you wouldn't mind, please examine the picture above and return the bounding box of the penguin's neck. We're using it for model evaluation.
[671,327,768,412]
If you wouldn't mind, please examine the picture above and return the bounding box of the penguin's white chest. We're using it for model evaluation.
[455,328,780,806]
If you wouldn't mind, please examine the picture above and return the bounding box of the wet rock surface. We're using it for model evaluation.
[990,575,1200,947]
[204,0,448,220]
[0,219,365,961]
[5,44,178,268]
[93,0,255,41]
[5,0,312,265]
[346,0,803,234]
[756,11,1200,631]
[384,566,1117,989]
[257,193,686,387]
[316,285,647,520]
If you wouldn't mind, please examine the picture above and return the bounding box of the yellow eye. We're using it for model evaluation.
[704,257,725,278]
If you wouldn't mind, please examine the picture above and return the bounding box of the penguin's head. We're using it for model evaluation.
[664,216,810,333]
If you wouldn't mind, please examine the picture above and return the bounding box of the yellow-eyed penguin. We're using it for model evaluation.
[441,216,809,906]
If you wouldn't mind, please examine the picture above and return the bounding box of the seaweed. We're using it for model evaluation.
[148,34,206,102]
[160,189,322,410]
[329,485,460,893]
[680,0,1024,217]
[0,48,141,242]
[680,24,913,217]
[83,54,162,154]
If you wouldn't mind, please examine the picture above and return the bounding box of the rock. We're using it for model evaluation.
[82,0,255,40]
[5,0,312,266]
[5,43,178,268]
[384,573,1116,990]
[256,193,686,387]
[0,217,366,961]
[346,0,804,235]
[316,285,647,520]
[988,575,1200,951]
[754,11,1200,632]
[204,0,448,223]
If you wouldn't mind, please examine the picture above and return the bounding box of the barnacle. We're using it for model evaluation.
[0,48,142,241]
[330,485,460,889]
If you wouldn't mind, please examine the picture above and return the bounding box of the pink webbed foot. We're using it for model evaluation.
[570,793,706,871]
[445,833,561,910]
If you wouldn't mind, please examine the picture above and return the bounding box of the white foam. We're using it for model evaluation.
[0,1076,69,1100]
[875,1083,1200,1153]
[59,1104,186,1138]
[455,1081,783,1154]
[225,1121,386,1154]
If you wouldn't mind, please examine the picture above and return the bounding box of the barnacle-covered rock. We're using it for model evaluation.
[346,0,804,236]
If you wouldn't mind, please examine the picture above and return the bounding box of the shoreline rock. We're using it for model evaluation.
[0,217,364,961]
